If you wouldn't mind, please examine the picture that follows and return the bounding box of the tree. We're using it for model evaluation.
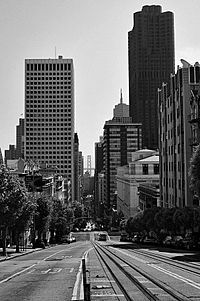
[49,198,72,243]
[189,143,200,197]
[126,211,144,234]
[14,194,36,252]
[142,208,160,234]
[154,207,176,234]
[0,165,34,255]
[72,201,84,221]
[34,193,52,246]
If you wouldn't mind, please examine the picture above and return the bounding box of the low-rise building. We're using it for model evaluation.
[116,149,159,219]
[138,182,160,210]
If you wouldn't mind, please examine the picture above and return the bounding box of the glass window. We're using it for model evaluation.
[142,164,148,175]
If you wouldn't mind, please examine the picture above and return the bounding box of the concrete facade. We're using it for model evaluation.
[158,61,200,207]
[24,56,74,201]
[116,149,159,219]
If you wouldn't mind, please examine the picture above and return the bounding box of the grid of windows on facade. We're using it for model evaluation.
[25,63,72,100]
[25,60,73,176]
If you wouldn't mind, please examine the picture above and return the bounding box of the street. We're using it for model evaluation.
[0,238,91,301]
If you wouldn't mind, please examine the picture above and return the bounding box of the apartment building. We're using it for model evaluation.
[158,60,200,207]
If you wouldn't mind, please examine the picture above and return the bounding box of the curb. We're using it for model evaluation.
[0,248,43,262]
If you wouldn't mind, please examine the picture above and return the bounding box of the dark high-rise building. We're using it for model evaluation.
[128,5,175,149]
[16,118,24,159]
[5,145,17,162]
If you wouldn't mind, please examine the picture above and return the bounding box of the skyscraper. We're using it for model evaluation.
[128,5,175,149]
[103,94,142,213]
[24,56,74,198]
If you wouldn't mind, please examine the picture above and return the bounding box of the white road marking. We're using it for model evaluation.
[41,269,51,274]
[49,268,62,274]
[71,260,83,300]
[0,264,37,283]
[0,247,75,284]
[27,269,36,274]
[109,246,148,263]
[150,264,200,290]
[71,248,93,301]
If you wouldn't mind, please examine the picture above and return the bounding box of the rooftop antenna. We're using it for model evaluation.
[120,88,123,104]
[55,46,57,59]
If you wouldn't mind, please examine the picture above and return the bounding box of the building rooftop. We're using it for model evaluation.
[138,155,159,163]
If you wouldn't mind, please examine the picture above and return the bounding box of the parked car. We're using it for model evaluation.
[171,235,183,248]
[132,234,142,243]
[163,235,173,246]
[120,234,130,242]
[182,235,197,250]
[98,233,107,241]
[61,233,76,244]
[71,236,76,242]
[143,236,158,245]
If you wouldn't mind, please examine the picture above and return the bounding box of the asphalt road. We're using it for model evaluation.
[0,236,92,301]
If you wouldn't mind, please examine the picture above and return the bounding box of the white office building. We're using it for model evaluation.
[24,56,74,197]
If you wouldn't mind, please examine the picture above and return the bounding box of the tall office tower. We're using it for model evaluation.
[25,56,74,200]
[16,118,25,159]
[73,133,80,202]
[103,95,142,213]
[128,5,175,149]
[158,60,200,208]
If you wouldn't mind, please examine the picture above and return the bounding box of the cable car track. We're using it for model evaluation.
[127,247,200,277]
[93,242,191,301]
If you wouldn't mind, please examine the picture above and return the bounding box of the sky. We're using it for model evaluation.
[0,0,200,167]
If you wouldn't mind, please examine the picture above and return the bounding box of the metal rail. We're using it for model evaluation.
[129,248,200,276]
[94,242,190,301]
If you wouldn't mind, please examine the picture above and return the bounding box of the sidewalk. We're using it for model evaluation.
[0,245,42,262]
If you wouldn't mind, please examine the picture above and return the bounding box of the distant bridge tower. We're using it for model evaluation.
[87,155,92,176]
